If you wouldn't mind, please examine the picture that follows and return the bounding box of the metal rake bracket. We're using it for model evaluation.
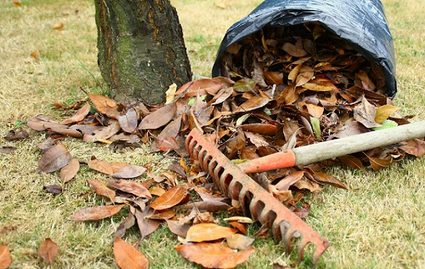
[185,129,329,263]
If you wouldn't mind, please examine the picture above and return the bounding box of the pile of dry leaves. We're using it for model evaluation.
[2,23,425,268]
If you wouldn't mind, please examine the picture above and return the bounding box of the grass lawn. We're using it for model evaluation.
[0,0,424,268]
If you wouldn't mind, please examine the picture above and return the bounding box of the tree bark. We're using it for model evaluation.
[94,0,192,104]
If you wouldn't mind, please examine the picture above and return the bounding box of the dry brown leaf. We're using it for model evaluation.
[72,205,125,221]
[134,207,161,239]
[0,245,12,269]
[150,186,188,210]
[339,155,364,169]
[288,64,302,82]
[12,0,22,7]
[400,139,425,157]
[282,42,307,57]
[0,146,16,155]
[356,70,376,91]
[114,212,136,238]
[83,120,121,142]
[240,123,278,136]
[226,234,255,250]
[228,221,248,235]
[113,237,148,269]
[366,155,392,171]
[375,105,399,124]
[107,180,152,199]
[38,238,59,264]
[306,103,324,118]
[245,132,269,147]
[149,186,166,197]
[354,96,380,129]
[52,22,64,31]
[38,143,72,173]
[30,49,40,60]
[61,103,91,125]
[138,103,176,130]
[211,87,234,105]
[59,158,79,183]
[176,242,254,269]
[88,158,146,179]
[294,178,322,192]
[4,129,29,141]
[89,94,119,119]
[303,78,338,92]
[313,171,348,189]
[176,77,233,98]
[186,223,236,242]
[237,92,271,112]
[275,171,305,191]
[118,108,138,133]
[88,179,116,201]
[156,116,182,152]
[166,219,191,238]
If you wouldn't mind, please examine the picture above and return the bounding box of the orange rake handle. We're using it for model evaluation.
[238,150,297,173]
[237,120,425,174]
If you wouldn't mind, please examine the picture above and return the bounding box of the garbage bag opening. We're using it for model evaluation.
[212,0,396,98]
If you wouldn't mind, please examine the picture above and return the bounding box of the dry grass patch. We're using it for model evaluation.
[0,0,424,268]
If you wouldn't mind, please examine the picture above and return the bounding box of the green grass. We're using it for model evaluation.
[0,0,424,268]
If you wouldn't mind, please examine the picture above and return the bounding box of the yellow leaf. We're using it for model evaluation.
[375,105,399,123]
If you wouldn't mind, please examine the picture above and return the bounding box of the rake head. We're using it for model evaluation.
[185,128,329,263]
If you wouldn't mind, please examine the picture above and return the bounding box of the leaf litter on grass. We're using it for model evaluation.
[22,22,425,268]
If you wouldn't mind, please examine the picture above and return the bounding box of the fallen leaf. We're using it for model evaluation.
[176,77,233,98]
[245,132,269,147]
[354,96,379,129]
[240,123,278,136]
[107,180,151,199]
[0,245,12,269]
[43,184,63,195]
[114,212,136,238]
[275,171,305,191]
[12,0,22,7]
[28,115,82,138]
[372,119,398,131]
[306,103,324,118]
[4,129,29,141]
[303,78,338,92]
[88,179,116,201]
[334,121,368,138]
[113,237,149,269]
[138,103,176,130]
[166,219,191,238]
[176,242,254,269]
[61,103,91,125]
[310,117,322,139]
[150,186,188,210]
[72,205,125,221]
[366,155,392,171]
[288,64,302,82]
[339,155,364,169]
[226,234,255,250]
[59,158,79,183]
[223,216,253,224]
[52,22,64,31]
[282,42,307,57]
[89,94,119,119]
[400,139,425,157]
[228,221,248,235]
[112,165,147,179]
[0,146,16,154]
[294,178,322,192]
[236,92,271,113]
[118,108,138,133]
[149,186,166,197]
[165,83,178,104]
[356,70,376,91]
[38,144,72,173]
[38,238,59,264]
[212,87,234,105]
[375,105,399,124]
[88,158,146,179]
[185,200,230,212]
[156,116,182,152]
[83,121,121,142]
[312,171,348,189]
[134,207,161,239]
[186,223,236,242]
[31,49,40,60]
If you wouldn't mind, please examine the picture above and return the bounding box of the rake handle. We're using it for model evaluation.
[238,120,425,173]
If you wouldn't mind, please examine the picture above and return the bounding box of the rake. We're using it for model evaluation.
[185,121,425,263]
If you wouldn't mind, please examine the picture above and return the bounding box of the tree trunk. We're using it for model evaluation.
[94,0,192,104]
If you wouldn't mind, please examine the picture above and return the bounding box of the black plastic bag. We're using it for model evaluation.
[212,0,397,97]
